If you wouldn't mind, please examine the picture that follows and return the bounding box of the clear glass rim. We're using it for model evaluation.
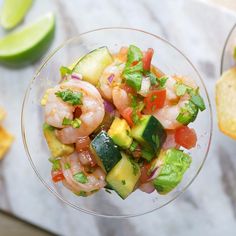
[220,23,236,74]
[21,27,213,218]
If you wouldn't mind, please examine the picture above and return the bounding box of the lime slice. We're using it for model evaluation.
[0,0,33,29]
[0,12,55,65]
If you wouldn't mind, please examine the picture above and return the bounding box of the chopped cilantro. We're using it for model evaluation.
[123,72,143,91]
[151,95,157,102]
[64,163,71,169]
[131,96,138,108]
[129,158,139,176]
[48,157,61,171]
[149,72,158,85]
[121,180,126,185]
[73,172,88,184]
[123,45,144,91]
[130,141,138,152]
[55,89,83,106]
[123,61,143,74]
[78,191,87,197]
[126,45,143,66]
[175,81,206,112]
[158,76,168,88]
[131,109,139,124]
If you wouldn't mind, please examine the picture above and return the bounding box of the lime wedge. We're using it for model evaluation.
[0,12,55,65]
[0,0,33,29]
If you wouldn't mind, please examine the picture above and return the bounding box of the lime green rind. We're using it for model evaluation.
[0,0,33,29]
[0,12,55,65]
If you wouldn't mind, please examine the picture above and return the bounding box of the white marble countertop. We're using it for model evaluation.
[0,0,236,235]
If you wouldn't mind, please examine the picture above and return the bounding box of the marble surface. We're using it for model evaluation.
[0,0,236,235]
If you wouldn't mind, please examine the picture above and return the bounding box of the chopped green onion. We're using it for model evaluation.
[62,117,81,128]
[71,118,81,128]
[121,180,126,185]
[129,158,139,176]
[62,117,72,126]
[176,101,198,125]
[73,172,88,184]
[175,82,191,96]
[189,89,206,111]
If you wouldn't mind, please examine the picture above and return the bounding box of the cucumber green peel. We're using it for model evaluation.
[0,0,33,29]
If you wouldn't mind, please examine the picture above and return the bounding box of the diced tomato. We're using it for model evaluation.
[142,48,154,71]
[122,84,135,94]
[131,60,139,66]
[51,170,65,183]
[121,107,142,127]
[140,163,152,184]
[121,107,134,126]
[144,89,166,113]
[174,126,197,149]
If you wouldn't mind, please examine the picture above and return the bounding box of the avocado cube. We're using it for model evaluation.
[43,123,74,158]
[108,117,133,149]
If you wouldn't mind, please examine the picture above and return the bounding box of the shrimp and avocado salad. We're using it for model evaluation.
[41,45,206,199]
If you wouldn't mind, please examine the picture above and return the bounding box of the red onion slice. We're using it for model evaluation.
[103,100,115,113]
[147,167,160,181]
[71,73,81,80]
[107,74,115,83]
[139,182,155,193]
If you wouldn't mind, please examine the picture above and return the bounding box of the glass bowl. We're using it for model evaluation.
[221,23,236,73]
[21,27,212,218]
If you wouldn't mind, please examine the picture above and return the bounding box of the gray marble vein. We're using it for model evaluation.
[218,146,236,218]
[0,0,236,235]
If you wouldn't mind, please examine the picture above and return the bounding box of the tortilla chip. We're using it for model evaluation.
[216,67,236,139]
[0,126,14,159]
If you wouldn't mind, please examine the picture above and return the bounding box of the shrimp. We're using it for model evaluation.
[99,62,124,101]
[112,86,130,112]
[165,76,179,102]
[45,79,105,143]
[45,87,74,128]
[60,152,106,194]
[153,95,189,130]
[165,75,197,103]
[153,75,196,130]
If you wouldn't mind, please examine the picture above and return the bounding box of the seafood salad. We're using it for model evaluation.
[42,45,205,199]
